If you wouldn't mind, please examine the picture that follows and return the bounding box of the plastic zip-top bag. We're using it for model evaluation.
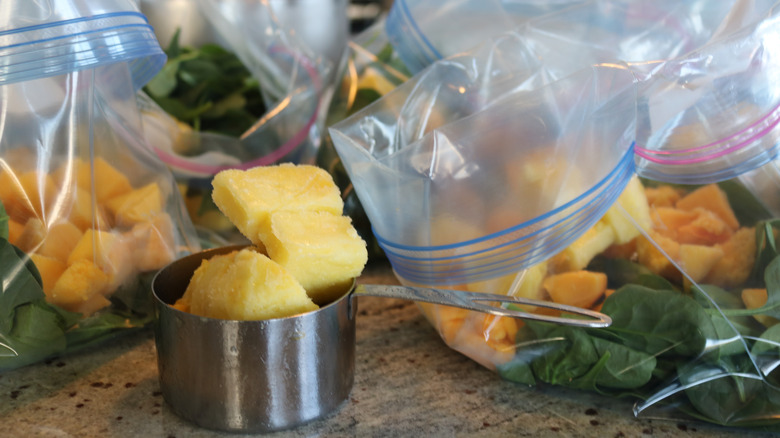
[386,0,774,77]
[139,0,343,244]
[329,22,639,364]
[0,0,199,370]
[617,4,780,428]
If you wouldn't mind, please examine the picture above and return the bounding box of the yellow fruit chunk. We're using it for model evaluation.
[7,218,24,244]
[50,259,110,308]
[178,247,318,320]
[0,170,56,221]
[37,220,83,262]
[678,244,724,283]
[65,186,112,231]
[15,218,46,253]
[676,184,739,231]
[69,157,133,203]
[106,182,164,227]
[676,208,732,246]
[127,213,177,272]
[211,164,343,245]
[703,227,756,289]
[651,207,697,240]
[467,262,548,313]
[741,288,779,327]
[605,176,652,243]
[68,229,132,290]
[264,211,367,305]
[30,253,67,295]
[543,270,607,309]
[70,293,112,317]
[550,221,615,272]
[637,231,680,280]
[645,185,683,208]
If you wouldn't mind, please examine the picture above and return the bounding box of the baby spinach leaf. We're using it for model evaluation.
[601,286,709,357]
[0,239,45,332]
[0,202,8,239]
[590,337,657,389]
[531,325,599,385]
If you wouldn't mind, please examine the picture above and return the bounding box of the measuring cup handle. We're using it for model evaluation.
[354,284,611,328]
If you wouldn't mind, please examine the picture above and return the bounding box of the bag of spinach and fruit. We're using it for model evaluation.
[139,0,336,246]
[329,3,780,429]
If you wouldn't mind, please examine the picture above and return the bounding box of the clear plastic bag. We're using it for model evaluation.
[386,0,772,77]
[0,0,199,370]
[331,1,780,429]
[139,0,341,243]
[317,18,412,262]
[329,29,639,364]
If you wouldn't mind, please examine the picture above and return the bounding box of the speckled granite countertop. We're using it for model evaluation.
[1,263,777,438]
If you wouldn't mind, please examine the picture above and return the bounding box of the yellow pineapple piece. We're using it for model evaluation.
[211,164,343,245]
[178,247,318,320]
[37,220,83,262]
[106,182,164,227]
[636,231,681,281]
[603,176,652,243]
[550,220,615,272]
[677,244,724,283]
[49,259,110,309]
[264,211,367,304]
[466,261,548,312]
[127,213,177,272]
[30,253,67,295]
[68,229,132,291]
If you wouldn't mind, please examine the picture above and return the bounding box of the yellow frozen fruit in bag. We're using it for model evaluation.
[265,211,368,304]
[106,182,165,227]
[38,220,83,262]
[178,247,318,320]
[49,259,111,312]
[29,253,67,295]
[211,163,343,246]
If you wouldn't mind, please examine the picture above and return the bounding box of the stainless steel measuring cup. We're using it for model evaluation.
[152,245,610,433]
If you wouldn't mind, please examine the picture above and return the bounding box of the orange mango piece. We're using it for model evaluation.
[7,218,24,245]
[676,208,733,246]
[645,185,683,208]
[678,244,724,283]
[542,270,607,309]
[651,207,697,240]
[37,220,83,263]
[676,184,739,230]
[741,288,779,328]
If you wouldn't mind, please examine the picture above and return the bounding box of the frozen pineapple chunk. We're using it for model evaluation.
[178,247,318,320]
[550,220,615,272]
[211,164,343,245]
[264,211,367,304]
[603,176,652,243]
[67,157,133,203]
[126,213,177,272]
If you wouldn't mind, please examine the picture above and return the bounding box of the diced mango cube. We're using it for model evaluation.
[106,182,164,227]
[645,185,683,208]
[15,218,46,253]
[0,170,56,221]
[636,231,680,280]
[7,218,24,244]
[67,157,133,203]
[49,259,110,308]
[741,288,779,327]
[38,220,83,262]
[676,208,733,246]
[543,270,607,309]
[676,184,739,230]
[30,253,67,295]
[178,247,318,320]
[264,211,367,305]
[703,227,756,288]
[211,164,343,245]
[678,244,723,283]
[127,213,177,272]
[68,229,132,290]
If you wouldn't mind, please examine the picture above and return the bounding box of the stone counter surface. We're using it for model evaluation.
[1,264,777,437]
